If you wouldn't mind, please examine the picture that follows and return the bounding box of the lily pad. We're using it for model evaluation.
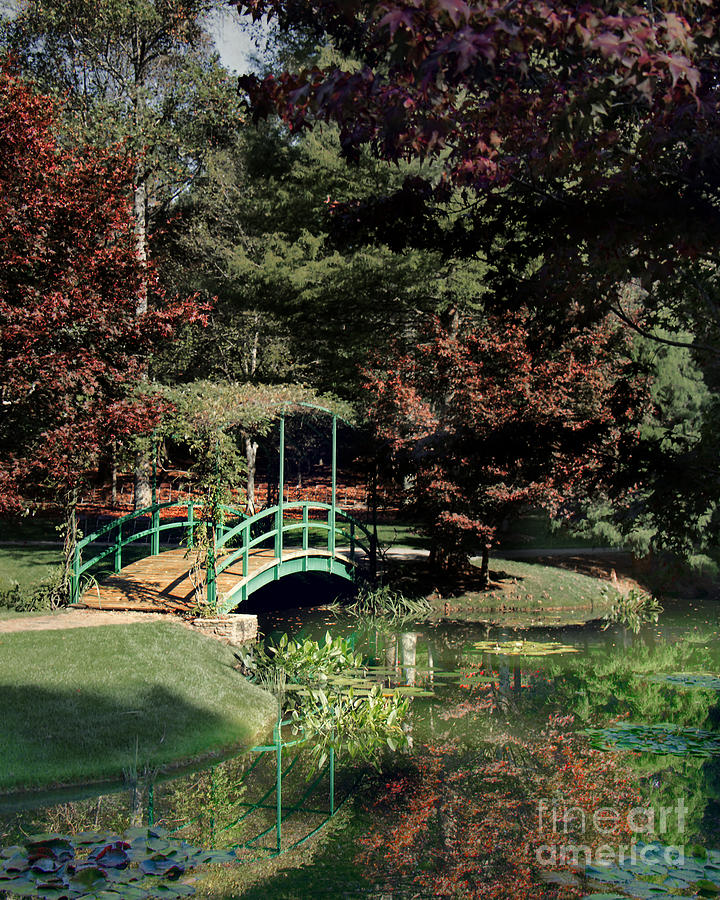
[471,639,579,656]
[583,842,720,899]
[584,723,720,757]
[647,673,720,691]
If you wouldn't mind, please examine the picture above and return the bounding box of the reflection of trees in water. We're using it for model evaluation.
[556,632,720,848]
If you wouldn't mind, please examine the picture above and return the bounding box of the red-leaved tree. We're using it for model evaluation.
[0,67,201,592]
[234,1,720,342]
[366,313,644,579]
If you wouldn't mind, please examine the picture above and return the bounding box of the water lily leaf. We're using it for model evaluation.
[71,865,108,889]
[31,855,62,873]
[73,832,110,845]
[472,639,579,656]
[139,856,185,877]
[648,673,720,690]
[584,894,627,899]
[584,723,720,757]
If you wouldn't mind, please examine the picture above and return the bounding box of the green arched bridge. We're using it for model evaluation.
[72,499,377,613]
[71,411,378,613]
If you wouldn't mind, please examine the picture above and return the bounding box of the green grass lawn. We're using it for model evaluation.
[385,556,618,625]
[0,622,275,794]
[0,546,62,594]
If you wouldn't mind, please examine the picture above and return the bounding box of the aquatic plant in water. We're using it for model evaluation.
[0,826,235,898]
[584,723,720,757]
[343,583,432,624]
[583,840,720,898]
[601,588,662,634]
[237,632,411,769]
[646,673,720,691]
[471,639,580,656]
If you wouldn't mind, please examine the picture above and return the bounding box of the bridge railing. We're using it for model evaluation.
[212,501,377,608]
[70,500,246,604]
[71,498,378,608]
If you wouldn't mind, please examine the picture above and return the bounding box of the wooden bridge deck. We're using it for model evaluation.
[79,547,340,613]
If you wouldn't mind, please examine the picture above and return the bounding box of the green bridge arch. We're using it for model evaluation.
[71,409,378,610]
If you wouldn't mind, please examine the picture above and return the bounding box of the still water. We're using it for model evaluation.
[2,597,720,899]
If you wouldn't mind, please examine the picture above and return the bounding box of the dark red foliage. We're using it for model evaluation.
[233,2,720,338]
[235,0,708,184]
[0,68,202,510]
[364,313,644,566]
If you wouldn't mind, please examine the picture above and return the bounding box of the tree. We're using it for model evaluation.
[154,113,491,400]
[233,0,720,556]
[153,380,352,510]
[3,0,242,506]
[365,312,645,578]
[232,0,718,332]
[0,67,198,590]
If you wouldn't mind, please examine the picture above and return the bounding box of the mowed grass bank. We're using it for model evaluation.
[409,558,619,625]
[0,622,275,793]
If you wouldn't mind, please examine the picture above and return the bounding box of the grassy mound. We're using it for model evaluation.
[0,622,275,794]
[421,557,617,626]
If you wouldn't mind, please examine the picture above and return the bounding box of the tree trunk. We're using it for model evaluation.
[133,177,149,315]
[111,442,118,508]
[134,449,152,510]
[245,435,258,514]
[478,543,491,587]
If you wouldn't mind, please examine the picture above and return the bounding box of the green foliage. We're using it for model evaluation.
[584,723,720,757]
[292,684,409,769]
[0,826,235,899]
[0,566,68,612]
[344,583,431,624]
[238,631,363,694]
[602,588,663,634]
[238,632,410,768]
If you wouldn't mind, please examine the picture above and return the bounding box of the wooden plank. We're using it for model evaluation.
[79,546,351,612]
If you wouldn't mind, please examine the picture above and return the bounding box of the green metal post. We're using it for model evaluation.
[187,502,194,549]
[71,544,80,604]
[275,720,282,853]
[329,745,335,816]
[114,521,122,573]
[275,415,285,560]
[151,441,158,506]
[350,520,355,564]
[207,532,217,610]
[302,503,309,551]
[242,520,249,580]
[151,506,160,556]
[329,415,337,555]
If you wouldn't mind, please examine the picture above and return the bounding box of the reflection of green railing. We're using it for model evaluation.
[69,500,246,604]
[151,714,344,857]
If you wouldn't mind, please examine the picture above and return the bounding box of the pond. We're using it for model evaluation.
[2,597,720,899]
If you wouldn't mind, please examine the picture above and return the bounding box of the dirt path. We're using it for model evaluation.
[0,609,176,634]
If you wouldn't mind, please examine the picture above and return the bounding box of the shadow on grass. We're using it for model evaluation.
[0,683,243,795]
